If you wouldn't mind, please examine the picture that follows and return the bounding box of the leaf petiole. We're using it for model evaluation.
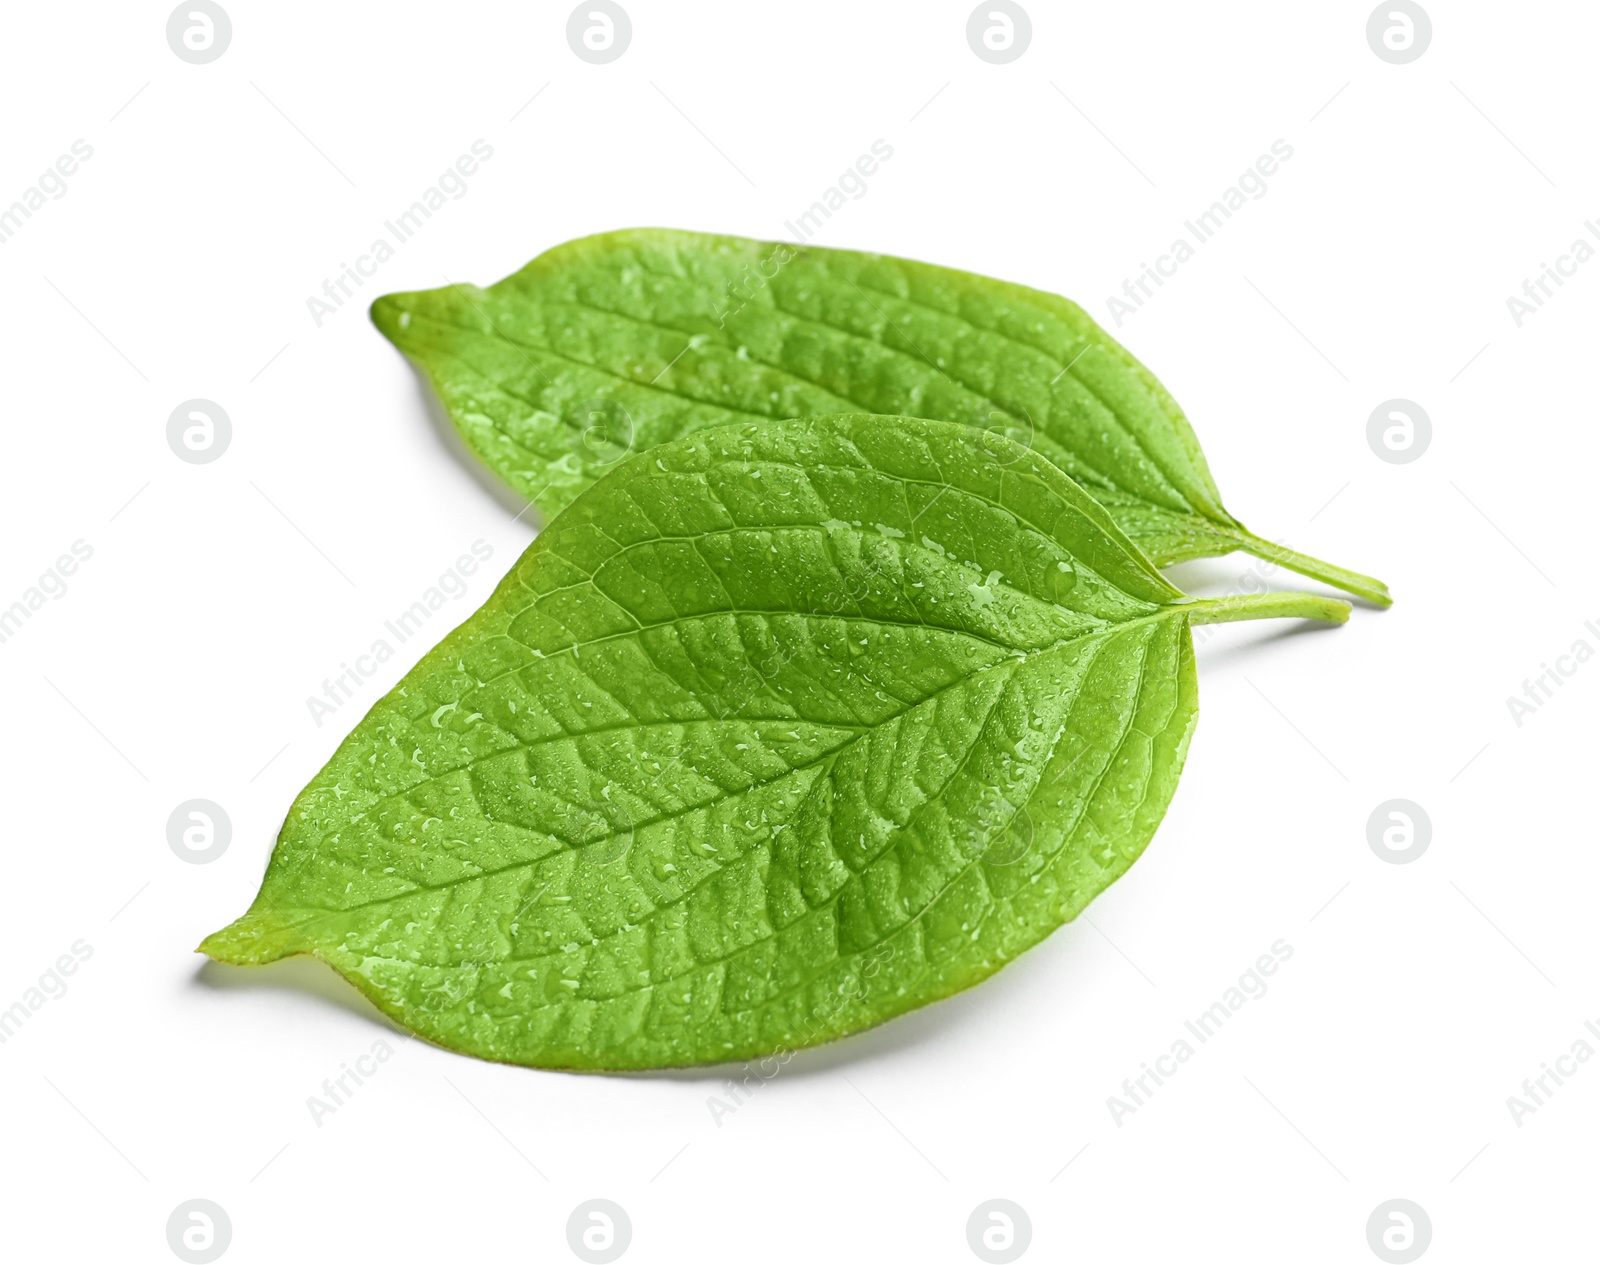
[1183,591,1352,626]
[1232,533,1392,608]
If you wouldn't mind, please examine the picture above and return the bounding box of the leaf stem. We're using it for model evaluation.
[1184,591,1351,626]
[1234,533,1392,608]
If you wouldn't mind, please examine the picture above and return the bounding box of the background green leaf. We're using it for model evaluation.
[372,228,1389,605]
[203,414,1346,1069]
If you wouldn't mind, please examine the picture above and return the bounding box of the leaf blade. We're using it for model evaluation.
[372,228,1387,603]
[203,414,1327,1068]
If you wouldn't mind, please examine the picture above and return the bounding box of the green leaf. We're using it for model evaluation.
[201,414,1348,1069]
[371,227,1389,606]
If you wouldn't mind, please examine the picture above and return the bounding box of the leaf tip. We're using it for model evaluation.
[368,292,409,341]
[196,907,300,966]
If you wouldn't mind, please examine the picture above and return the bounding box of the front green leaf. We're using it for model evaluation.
[371,227,1389,606]
[202,415,1347,1069]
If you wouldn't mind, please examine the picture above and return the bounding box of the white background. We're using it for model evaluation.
[1,2,1593,1261]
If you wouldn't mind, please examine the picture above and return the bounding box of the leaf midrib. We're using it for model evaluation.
[286,484,1168,883]
[333,620,1162,1043]
[404,279,1193,517]
[279,647,1031,921]
[830,274,1200,508]
[527,527,1114,640]
[550,245,1200,508]
[555,286,1186,510]
[270,610,1177,940]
